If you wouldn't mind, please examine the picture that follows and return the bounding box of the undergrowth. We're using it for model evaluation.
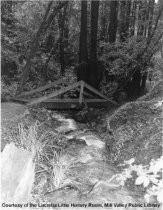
[1,80,18,100]
[115,157,163,203]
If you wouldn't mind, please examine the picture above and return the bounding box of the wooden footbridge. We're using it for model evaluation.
[12,78,118,109]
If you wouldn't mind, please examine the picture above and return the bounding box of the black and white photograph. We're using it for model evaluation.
[1,0,163,209]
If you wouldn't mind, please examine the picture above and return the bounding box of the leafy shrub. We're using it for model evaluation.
[152,56,163,82]
[101,37,147,79]
[1,80,18,101]
[115,157,163,203]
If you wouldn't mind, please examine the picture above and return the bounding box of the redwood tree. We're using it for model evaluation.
[79,0,88,63]
[90,0,99,62]
[58,2,68,76]
[108,0,118,43]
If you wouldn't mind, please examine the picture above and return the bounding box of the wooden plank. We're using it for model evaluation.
[10,97,29,103]
[79,82,84,104]
[17,77,66,98]
[44,98,107,102]
[41,100,111,110]
[83,81,118,106]
[83,81,109,100]
[28,81,81,105]
[76,87,92,98]
[11,97,107,104]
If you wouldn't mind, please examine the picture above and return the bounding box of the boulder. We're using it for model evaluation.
[1,143,35,203]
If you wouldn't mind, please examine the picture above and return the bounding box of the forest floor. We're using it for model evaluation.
[1,80,163,210]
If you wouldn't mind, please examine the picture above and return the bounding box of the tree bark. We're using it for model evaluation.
[108,1,118,43]
[79,0,88,63]
[119,0,127,42]
[119,0,131,41]
[147,0,155,38]
[137,1,147,36]
[100,1,109,42]
[130,1,137,36]
[58,2,68,76]
[90,0,99,62]
[125,0,131,38]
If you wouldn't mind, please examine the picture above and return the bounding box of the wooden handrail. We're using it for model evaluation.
[17,77,66,98]
[28,81,81,105]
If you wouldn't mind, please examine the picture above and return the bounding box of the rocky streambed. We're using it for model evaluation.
[1,102,161,210]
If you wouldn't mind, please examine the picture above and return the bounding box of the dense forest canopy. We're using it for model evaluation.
[1,0,163,100]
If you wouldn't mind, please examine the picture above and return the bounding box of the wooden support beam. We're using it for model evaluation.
[76,87,92,98]
[44,98,107,102]
[28,81,81,105]
[83,81,118,105]
[79,82,84,104]
[17,77,66,98]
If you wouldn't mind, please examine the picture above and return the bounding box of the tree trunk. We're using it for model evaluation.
[108,1,118,43]
[76,0,88,84]
[79,0,88,63]
[147,0,155,38]
[89,0,102,90]
[137,1,147,36]
[119,0,127,42]
[125,0,131,38]
[90,0,99,62]
[100,1,109,42]
[58,2,68,76]
[130,1,137,36]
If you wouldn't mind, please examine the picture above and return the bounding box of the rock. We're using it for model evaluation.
[80,135,105,148]
[78,154,93,163]
[1,143,35,203]
[52,113,77,133]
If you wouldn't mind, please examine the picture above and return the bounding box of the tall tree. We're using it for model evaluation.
[141,0,155,91]
[90,0,99,62]
[100,1,109,42]
[79,0,88,63]
[58,2,68,76]
[119,0,127,42]
[89,0,103,90]
[137,1,147,36]
[130,1,137,36]
[119,0,131,42]
[108,0,118,43]
[76,0,88,84]
[147,0,155,38]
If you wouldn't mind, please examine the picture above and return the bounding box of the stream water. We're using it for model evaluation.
[40,112,156,210]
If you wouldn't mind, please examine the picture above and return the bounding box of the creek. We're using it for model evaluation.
[1,102,157,210]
